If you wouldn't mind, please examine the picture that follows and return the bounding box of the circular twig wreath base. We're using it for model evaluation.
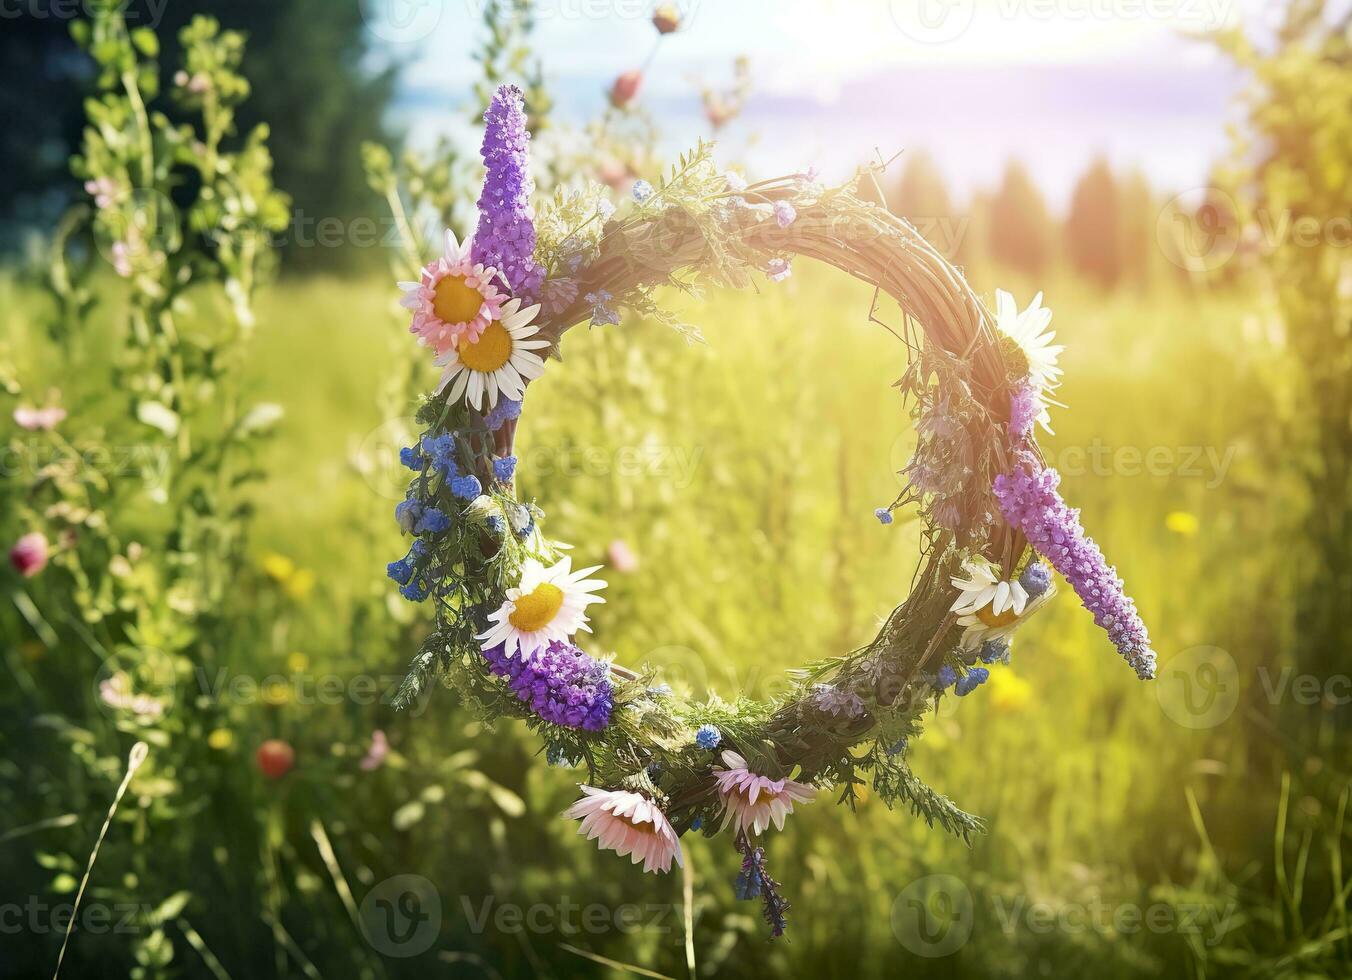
[386,88,1156,937]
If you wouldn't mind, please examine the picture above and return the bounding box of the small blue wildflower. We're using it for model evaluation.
[1019,560,1052,598]
[414,507,450,535]
[493,455,517,483]
[386,556,415,586]
[980,639,1010,664]
[774,200,797,228]
[450,474,482,501]
[422,432,458,478]
[886,737,908,757]
[399,578,430,602]
[955,667,990,697]
[399,446,423,470]
[690,816,702,832]
[546,745,577,767]
[875,507,893,525]
[632,179,654,202]
[486,514,506,536]
[584,290,620,327]
[395,498,422,533]
[484,397,522,432]
[935,664,957,691]
[695,724,722,750]
[597,198,616,221]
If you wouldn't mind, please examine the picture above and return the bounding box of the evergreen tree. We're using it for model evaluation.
[987,160,1055,278]
[0,0,396,268]
[1065,157,1123,289]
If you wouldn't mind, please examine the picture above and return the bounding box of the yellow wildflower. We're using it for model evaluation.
[261,552,295,581]
[207,728,234,750]
[1165,511,1199,536]
[283,568,316,601]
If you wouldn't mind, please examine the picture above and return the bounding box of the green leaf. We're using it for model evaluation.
[131,28,159,58]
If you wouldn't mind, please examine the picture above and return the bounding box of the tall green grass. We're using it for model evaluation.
[3,263,1346,978]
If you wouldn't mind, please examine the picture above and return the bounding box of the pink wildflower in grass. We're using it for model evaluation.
[13,404,67,432]
[10,532,49,577]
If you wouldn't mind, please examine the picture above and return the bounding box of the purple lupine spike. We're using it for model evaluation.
[473,84,544,301]
[1008,382,1038,444]
[993,460,1156,680]
[481,640,614,731]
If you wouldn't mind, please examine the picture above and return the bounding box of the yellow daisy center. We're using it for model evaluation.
[458,321,513,373]
[976,603,1020,629]
[508,582,564,632]
[433,274,486,325]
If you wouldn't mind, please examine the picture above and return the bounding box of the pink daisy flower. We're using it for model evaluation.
[565,786,683,874]
[399,229,506,354]
[712,750,814,835]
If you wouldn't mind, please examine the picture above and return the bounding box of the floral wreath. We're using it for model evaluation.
[385,85,1156,938]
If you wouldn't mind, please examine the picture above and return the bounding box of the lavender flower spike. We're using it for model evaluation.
[473,84,544,301]
[481,640,614,731]
[993,461,1157,679]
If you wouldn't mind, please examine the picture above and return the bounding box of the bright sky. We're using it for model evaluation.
[367,0,1279,208]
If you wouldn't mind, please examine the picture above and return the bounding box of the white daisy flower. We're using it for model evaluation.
[949,556,1054,651]
[995,289,1064,432]
[478,557,607,658]
[434,297,550,410]
[995,289,1062,389]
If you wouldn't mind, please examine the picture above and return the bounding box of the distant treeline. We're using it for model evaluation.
[869,151,1173,290]
[0,0,394,268]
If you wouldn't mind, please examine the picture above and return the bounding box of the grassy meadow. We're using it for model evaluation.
[6,253,1337,978]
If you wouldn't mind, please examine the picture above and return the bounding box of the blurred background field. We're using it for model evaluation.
[2,1,1350,978]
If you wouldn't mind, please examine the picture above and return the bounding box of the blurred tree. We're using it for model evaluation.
[0,0,395,269]
[987,160,1055,278]
[1065,157,1122,289]
[0,15,89,244]
[1116,168,1154,290]
[892,151,967,263]
[1216,1,1352,686]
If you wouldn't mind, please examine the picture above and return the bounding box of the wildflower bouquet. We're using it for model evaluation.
[386,84,1157,936]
